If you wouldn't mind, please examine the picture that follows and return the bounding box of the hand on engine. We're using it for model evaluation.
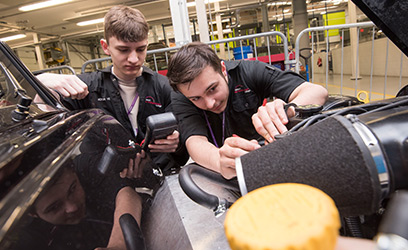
[218,136,260,179]
[252,98,295,143]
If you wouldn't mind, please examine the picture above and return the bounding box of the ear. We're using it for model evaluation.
[221,61,227,79]
[100,39,110,56]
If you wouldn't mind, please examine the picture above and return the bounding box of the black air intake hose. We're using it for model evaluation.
[179,163,239,213]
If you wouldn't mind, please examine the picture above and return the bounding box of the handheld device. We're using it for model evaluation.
[97,145,141,175]
[141,112,178,151]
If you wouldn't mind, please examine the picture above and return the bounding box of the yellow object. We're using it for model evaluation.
[357,90,369,103]
[224,183,340,250]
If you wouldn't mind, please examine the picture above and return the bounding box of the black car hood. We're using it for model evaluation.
[352,0,408,57]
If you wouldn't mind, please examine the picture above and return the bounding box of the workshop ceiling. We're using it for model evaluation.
[0,0,348,48]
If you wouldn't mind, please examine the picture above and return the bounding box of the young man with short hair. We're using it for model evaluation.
[37,6,188,176]
[167,42,328,179]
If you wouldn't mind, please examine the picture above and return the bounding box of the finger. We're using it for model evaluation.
[62,84,81,99]
[53,86,71,98]
[220,165,237,179]
[133,153,141,173]
[166,130,179,140]
[134,152,146,178]
[120,168,128,179]
[151,137,179,145]
[70,79,89,99]
[222,146,251,160]
[285,105,296,118]
[249,139,260,146]
[263,102,289,136]
[224,137,261,152]
[219,144,252,178]
[149,143,178,153]
[269,102,289,124]
[136,158,145,178]
[252,114,274,142]
[57,76,88,99]
[149,138,179,152]
[126,158,135,178]
[140,150,146,158]
[257,106,282,138]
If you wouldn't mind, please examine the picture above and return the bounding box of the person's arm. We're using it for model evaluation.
[36,73,89,100]
[186,135,260,179]
[97,186,143,250]
[336,236,376,250]
[252,82,328,142]
[288,81,328,107]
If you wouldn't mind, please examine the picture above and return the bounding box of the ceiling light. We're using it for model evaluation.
[77,18,104,26]
[0,34,27,42]
[19,0,73,12]
[268,1,292,6]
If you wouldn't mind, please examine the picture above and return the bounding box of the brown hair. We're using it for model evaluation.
[167,42,222,91]
[104,5,149,43]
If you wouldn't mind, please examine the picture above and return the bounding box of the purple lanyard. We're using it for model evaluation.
[127,93,139,115]
[203,111,225,148]
[127,93,139,136]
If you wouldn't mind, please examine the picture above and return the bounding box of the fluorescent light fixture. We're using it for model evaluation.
[19,0,73,12]
[77,18,104,26]
[187,0,224,8]
[268,1,292,6]
[0,34,27,42]
[307,6,337,12]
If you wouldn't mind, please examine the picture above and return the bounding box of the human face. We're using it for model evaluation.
[178,63,229,114]
[101,37,148,81]
[33,168,86,225]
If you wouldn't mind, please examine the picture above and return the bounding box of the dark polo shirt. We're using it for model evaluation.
[172,60,305,147]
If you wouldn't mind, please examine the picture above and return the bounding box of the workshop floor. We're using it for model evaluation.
[311,73,408,102]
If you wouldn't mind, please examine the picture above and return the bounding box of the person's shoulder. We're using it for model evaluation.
[224,59,263,71]
[77,67,108,83]
[141,66,169,87]
[224,60,240,70]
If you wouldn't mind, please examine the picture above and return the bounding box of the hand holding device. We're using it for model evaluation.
[141,112,178,151]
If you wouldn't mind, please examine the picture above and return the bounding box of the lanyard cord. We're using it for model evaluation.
[127,93,139,136]
[127,93,139,115]
[203,110,225,148]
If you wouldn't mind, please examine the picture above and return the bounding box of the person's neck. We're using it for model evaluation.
[112,66,143,83]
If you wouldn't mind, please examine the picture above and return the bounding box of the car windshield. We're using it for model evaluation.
[0,42,60,112]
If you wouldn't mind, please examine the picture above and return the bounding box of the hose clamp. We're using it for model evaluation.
[349,115,390,200]
[214,198,228,217]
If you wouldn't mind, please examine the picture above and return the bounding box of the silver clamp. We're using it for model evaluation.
[213,198,228,217]
[348,114,390,200]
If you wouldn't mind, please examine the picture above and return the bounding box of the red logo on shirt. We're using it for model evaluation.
[145,96,162,108]
[234,84,251,93]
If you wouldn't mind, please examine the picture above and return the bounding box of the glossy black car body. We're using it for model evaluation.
[0,41,149,249]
